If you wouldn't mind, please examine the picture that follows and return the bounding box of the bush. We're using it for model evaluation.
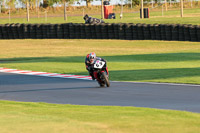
[1,7,7,14]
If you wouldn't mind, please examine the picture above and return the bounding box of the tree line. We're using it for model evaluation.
[0,0,98,12]
[0,0,190,14]
[0,0,145,12]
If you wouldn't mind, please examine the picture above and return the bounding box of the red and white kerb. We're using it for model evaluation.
[0,67,92,80]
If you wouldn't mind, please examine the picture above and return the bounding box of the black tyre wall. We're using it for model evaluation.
[0,23,199,42]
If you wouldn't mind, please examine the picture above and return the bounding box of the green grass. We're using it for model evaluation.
[1,7,200,132]
[0,100,200,133]
[0,39,200,84]
[0,39,200,132]
[0,8,200,25]
[108,8,200,25]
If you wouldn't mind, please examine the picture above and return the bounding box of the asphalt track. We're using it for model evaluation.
[0,72,200,113]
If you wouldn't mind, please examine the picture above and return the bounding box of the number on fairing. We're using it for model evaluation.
[94,60,105,69]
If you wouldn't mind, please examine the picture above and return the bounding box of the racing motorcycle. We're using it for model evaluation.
[92,59,110,87]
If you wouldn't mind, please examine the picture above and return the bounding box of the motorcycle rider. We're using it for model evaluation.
[85,52,108,81]
[83,14,105,24]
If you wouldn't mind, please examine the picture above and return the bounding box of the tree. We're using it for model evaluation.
[42,0,74,21]
[0,0,3,13]
[86,0,91,7]
[36,0,40,18]
[61,0,74,21]
[0,0,12,13]
[125,0,140,7]
[46,0,60,7]
[81,0,94,7]
[18,0,30,21]
[7,0,16,10]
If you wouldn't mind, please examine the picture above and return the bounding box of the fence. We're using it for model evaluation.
[0,23,200,41]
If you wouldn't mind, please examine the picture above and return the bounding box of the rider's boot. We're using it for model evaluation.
[105,67,109,76]
[99,83,105,87]
[104,67,109,79]
[93,72,105,87]
[89,72,95,80]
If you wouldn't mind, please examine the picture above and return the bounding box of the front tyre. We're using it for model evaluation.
[102,72,110,87]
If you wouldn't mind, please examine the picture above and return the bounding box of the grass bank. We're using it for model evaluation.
[0,39,200,84]
[0,100,200,133]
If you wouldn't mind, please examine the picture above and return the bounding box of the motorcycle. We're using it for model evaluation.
[92,59,110,87]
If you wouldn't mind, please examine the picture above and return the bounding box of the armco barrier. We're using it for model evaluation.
[0,23,199,42]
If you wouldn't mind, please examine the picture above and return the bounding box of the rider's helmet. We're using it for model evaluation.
[83,14,89,20]
[89,52,96,64]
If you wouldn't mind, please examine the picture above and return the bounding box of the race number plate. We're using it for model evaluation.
[94,60,105,69]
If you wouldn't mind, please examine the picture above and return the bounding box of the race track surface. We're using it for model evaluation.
[0,72,200,113]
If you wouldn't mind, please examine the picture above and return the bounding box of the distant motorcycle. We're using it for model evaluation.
[93,59,110,87]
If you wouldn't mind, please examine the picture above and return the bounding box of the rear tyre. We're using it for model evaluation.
[102,72,110,87]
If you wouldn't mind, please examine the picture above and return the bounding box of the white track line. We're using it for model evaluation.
[112,80,200,87]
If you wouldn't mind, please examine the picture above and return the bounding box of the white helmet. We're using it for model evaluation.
[89,52,96,64]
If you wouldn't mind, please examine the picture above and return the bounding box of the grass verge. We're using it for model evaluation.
[0,40,200,132]
[0,100,200,133]
[0,39,200,84]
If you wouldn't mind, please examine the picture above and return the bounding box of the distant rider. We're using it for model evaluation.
[83,14,105,24]
[85,52,108,80]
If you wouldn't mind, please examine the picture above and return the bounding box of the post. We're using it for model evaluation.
[162,4,163,16]
[83,8,84,17]
[180,0,183,17]
[9,8,11,22]
[45,10,47,22]
[141,0,143,19]
[131,0,132,9]
[191,0,193,8]
[152,0,153,8]
[35,0,37,13]
[37,0,40,18]
[101,0,104,19]
[165,0,167,11]
[64,2,67,21]
[0,1,1,14]
[27,0,30,22]
[120,0,123,19]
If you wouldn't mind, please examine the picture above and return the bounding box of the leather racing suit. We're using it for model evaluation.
[85,54,108,80]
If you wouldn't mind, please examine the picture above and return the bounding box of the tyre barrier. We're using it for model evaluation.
[0,23,200,42]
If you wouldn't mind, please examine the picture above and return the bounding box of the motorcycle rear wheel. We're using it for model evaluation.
[102,72,110,87]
